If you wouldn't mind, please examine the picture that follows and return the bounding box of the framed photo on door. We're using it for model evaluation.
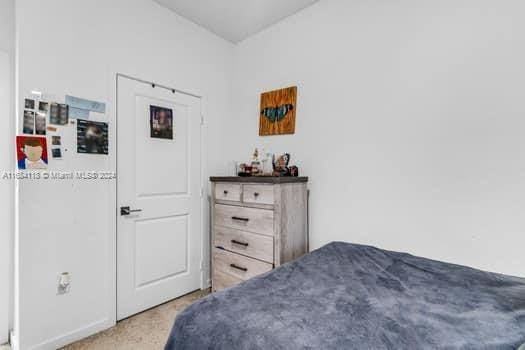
[150,105,174,140]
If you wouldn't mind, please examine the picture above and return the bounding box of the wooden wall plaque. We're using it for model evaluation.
[259,86,297,136]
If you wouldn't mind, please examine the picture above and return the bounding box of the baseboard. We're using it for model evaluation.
[9,331,17,350]
[200,270,211,289]
[25,318,114,350]
[0,343,12,350]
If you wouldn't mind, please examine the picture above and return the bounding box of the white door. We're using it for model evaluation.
[117,75,202,320]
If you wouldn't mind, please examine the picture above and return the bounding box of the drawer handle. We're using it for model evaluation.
[231,239,249,247]
[230,264,248,272]
[231,216,249,222]
[223,190,229,195]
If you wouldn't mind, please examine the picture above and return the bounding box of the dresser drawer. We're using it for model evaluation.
[213,248,273,282]
[215,183,241,202]
[212,270,243,292]
[215,204,274,236]
[243,184,274,205]
[214,226,274,263]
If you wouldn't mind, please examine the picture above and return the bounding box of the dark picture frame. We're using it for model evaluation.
[150,105,173,140]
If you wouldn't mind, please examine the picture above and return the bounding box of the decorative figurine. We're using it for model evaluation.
[261,151,274,176]
[251,148,261,175]
[273,153,291,177]
[237,149,299,177]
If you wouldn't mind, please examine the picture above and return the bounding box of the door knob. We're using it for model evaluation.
[120,206,143,216]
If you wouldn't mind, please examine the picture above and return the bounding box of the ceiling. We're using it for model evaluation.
[154,0,319,43]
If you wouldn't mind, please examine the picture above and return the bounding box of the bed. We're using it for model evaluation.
[166,242,525,350]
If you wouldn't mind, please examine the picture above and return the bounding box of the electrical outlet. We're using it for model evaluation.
[57,272,71,295]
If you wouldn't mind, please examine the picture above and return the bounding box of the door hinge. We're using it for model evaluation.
[200,186,204,198]
[200,114,204,125]
[200,260,204,271]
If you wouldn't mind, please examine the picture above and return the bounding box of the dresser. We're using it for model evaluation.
[210,176,309,292]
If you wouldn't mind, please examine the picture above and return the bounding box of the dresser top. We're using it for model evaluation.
[210,176,308,184]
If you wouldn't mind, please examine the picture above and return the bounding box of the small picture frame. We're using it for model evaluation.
[150,105,174,140]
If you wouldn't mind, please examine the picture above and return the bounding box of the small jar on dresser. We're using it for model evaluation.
[210,176,309,292]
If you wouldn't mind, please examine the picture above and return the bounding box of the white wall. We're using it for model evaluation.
[0,0,15,345]
[231,0,525,277]
[0,51,11,345]
[0,0,14,53]
[15,0,232,348]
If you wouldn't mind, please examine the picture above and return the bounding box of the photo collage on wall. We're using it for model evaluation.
[21,96,68,168]
[18,94,108,170]
[23,98,71,136]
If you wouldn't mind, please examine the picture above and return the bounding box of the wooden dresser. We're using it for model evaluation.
[210,176,309,292]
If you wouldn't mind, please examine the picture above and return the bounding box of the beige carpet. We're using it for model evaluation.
[62,289,210,350]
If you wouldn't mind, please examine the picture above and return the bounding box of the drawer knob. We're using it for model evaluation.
[231,216,249,222]
[223,190,229,195]
[253,192,260,197]
[231,239,249,247]
[230,264,248,272]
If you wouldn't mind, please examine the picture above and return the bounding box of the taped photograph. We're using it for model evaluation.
[16,136,48,170]
[51,135,62,146]
[150,105,173,139]
[49,103,69,125]
[38,101,49,113]
[59,104,69,125]
[49,103,60,124]
[23,110,35,134]
[35,113,46,135]
[77,119,108,155]
[24,98,35,110]
[51,148,62,159]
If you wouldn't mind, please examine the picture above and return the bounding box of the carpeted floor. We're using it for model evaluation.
[61,289,210,350]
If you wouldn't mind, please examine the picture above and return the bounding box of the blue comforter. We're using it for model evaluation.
[166,242,525,349]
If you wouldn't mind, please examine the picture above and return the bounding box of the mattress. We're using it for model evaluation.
[166,242,525,349]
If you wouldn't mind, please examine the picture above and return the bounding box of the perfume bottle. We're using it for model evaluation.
[251,148,261,175]
[261,150,274,176]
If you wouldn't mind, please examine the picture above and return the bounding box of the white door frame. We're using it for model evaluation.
[114,73,208,317]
